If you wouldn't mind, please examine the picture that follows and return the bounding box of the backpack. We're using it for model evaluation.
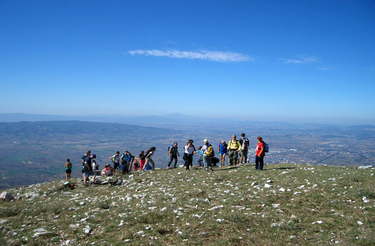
[121,154,128,164]
[169,145,177,155]
[205,145,215,157]
[241,138,249,150]
[106,168,113,176]
[264,142,269,152]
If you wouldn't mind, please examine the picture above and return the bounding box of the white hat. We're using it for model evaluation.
[204,139,208,143]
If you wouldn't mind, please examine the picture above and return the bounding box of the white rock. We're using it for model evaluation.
[312,221,323,224]
[357,166,373,169]
[0,192,14,202]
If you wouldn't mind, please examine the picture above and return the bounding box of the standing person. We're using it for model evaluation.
[183,141,195,171]
[255,136,266,170]
[65,158,72,181]
[83,154,96,186]
[167,142,180,169]
[188,139,196,168]
[202,139,214,172]
[227,135,241,166]
[138,151,146,170]
[81,150,90,181]
[144,147,156,170]
[239,133,250,164]
[110,151,121,173]
[218,140,228,166]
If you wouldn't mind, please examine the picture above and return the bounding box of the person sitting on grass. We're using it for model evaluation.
[101,164,114,177]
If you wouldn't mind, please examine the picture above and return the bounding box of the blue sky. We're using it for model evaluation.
[1,0,374,125]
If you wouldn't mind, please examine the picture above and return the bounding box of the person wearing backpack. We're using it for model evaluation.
[167,142,180,169]
[239,133,250,164]
[202,139,214,172]
[144,147,156,170]
[110,151,121,173]
[83,153,96,186]
[138,151,146,170]
[255,136,266,170]
[227,135,241,166]
[81,150,90,182]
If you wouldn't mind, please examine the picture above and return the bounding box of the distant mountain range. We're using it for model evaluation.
[2,113,368,129]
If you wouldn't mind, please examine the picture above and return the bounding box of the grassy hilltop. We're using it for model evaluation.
[1,164,374,245]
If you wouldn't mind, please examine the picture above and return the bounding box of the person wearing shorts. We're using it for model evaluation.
[218,140,228,166]
[65,158,72,181]
[83,154,96,186]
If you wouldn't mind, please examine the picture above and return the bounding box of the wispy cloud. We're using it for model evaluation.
[278,56,320,64]
[317,66,333,71]
[127,49,252,62]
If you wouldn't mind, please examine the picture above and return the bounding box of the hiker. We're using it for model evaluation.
[167,142,179,169]
[83,153,96,186]
[183,140,195,171]
[65,158,72,181]
[202,139,214,171]
[138,151,146,170]
[218,140,228,166]
[91,160,100,175]
[227,135,241,166]
[188,139,197,168]
[197,146,204,167]
[118,160,128,174]
[133,157,140,171]
[128,154,135,171]
[101,163,114,177]
[81,150,91,181]
[110,151,121,173]
[255,136,266,170]
[144,147,156,170]
[239,133,250,164]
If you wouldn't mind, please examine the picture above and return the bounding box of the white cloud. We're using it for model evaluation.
[279,56,320,64]
[128,49,252,62]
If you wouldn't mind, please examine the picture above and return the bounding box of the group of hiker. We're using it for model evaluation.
[64,133,268,183]
[176,134,267,172]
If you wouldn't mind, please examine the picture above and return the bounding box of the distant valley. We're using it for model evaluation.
[0,117,374,189]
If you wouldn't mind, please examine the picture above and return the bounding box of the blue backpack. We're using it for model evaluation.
[264,142,269,152]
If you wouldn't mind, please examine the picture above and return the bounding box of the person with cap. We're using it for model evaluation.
[83,153,96,186]
[227,135,241,166]
[201,139,214,172]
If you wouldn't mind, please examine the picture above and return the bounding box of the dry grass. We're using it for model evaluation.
[1,163,374,245]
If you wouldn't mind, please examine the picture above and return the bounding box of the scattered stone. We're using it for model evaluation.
[32,227,52,238]
[312,221,323,224]
[0,219,8,224]
[0,192,14,202]
[357,166,373,169]
[83,226,91,234]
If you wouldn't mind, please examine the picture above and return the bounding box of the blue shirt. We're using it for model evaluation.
[218,143,228,154]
